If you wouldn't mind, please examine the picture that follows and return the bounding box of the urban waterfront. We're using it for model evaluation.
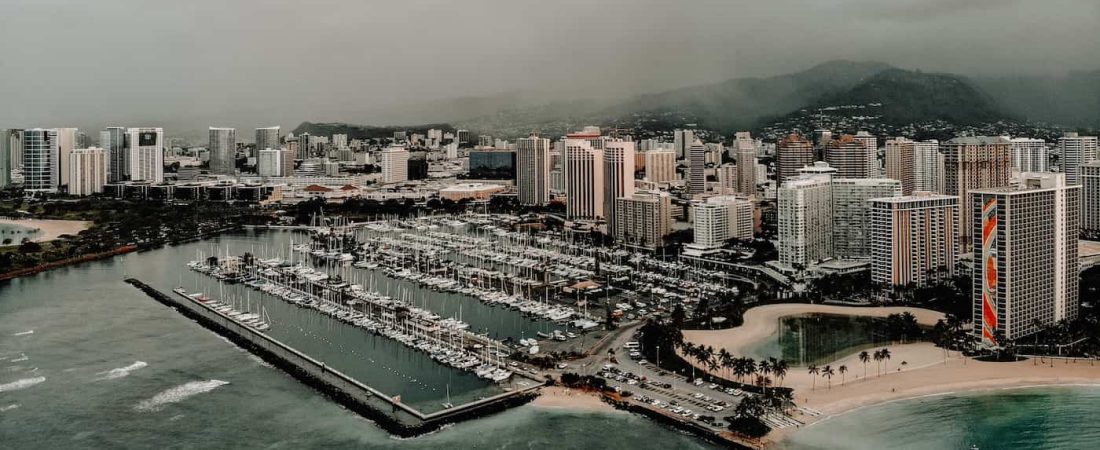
[1,229,1097,449]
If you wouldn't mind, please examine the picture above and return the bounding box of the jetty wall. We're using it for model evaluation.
[125,278,536,437]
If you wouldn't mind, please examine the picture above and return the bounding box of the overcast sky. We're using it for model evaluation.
[1,0,1097,138]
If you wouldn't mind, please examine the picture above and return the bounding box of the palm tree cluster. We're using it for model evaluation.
[677,342,789,392]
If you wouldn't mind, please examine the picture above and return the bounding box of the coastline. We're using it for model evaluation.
[682,303,944,358]
[529,386,618,413]
[0,218,90,244]
[676,303,1100,447]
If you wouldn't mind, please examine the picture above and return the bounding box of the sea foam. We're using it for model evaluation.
[0,404,20,412]
[13,330,34,336]
[0,377,46,393]
[133,380,229,412]
[97,361,148,380]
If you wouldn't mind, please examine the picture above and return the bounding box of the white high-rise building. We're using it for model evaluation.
[645,149,676,183]
[734,132,757,196]
[604,140,636,235]
[614,190,671,249]
[516,135,551,205]
[22,128,59,192]
[914,140,944,194]
[56,128,78,188]
[68,147,108,196]
[1082,162,1100,236]
[778,174,833,267]
[1010,138,1048,173]
[209,127,237,175]
[255,126,281,154]
[868,193,958,287]
[563,138,604,220]
[716,164,738,194]
[127,127,164,183]
[832,178,903,258]
[380,146,409,184]
[692,195,754,248]
[688,140,706,195]
[257,148,282,177]
[972,172,1079,345]
[885,137,915,195]
[1057,132,1097,185]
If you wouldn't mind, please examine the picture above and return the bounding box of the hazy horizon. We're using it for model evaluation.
[2,0,1098,139]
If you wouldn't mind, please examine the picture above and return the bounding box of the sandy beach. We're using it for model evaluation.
[682,303,945,357]
[0,218,90,244]
[530,386,618,412]
[676,303,1100,446]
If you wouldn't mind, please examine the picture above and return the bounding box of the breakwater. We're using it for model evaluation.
[125,278,540,437]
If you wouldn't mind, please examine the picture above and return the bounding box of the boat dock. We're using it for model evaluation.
[125,278,544,437]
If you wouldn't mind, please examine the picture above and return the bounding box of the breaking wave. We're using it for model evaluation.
[97,361,148,380]
[0,377,46,393]
[13,330,34,336]
[0,404,20,412]
[133,380,229,412]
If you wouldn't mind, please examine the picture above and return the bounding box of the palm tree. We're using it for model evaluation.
[822,365,835,389]
[758,359,772,392]
[859,350,870,379]
[744,358,757,386]
[808,364,820,390]
[881,348,892,373]
[838,365,848,385]
[773,359,789,388]
[873,350,883,376]
[718,348,732,379]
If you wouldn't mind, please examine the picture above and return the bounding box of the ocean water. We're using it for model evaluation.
[780,386,1100,450]
[1,229,1098,449]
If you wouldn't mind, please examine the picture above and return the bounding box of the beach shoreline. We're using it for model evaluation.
[529,386,618,413]
[676,303,1100,447]
[0,218,90,244]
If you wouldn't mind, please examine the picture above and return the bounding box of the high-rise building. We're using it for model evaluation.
[688,140,706,195]
[1083,162,1100,236]
[825,135,874,178]
[209,127,237,175]
[778,174,833,267]
[942,136,1012,250]
[255,126,281,157]
[832,178,903,258]
[1010,138,1048,173]
[604,140,636,236]
[563,138,604,220]
[777,134,814,186]
[332,133,348,149]
[812,129,833,158]
[127,127,164,183]
[257,148,282,177]
[516,135,551,206]
[868,193,958,287]
[673,129,694,159]
[734,132,757,196]
[614,190,671,249]
[1057,132,1097,185]
[885,137,915,195]
[853,131,878,174]
[56,128,78,189]
[0,129,17,188]
[972,173,1079,345]
[692,195,754,248]
[22,128,59,192]
[716,164,738,194]
[456,129,470,145]
[68,147,108,196]
[644,149,676,183]
[280,148,295,177]
[380,146,409,184]
[101,127,128,182]
[914,140,944,194]
[297,132,312,159]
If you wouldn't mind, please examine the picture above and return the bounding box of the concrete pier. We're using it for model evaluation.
[126,278,542,437]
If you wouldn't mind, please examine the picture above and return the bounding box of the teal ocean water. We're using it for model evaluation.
[1,230,1097,449]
